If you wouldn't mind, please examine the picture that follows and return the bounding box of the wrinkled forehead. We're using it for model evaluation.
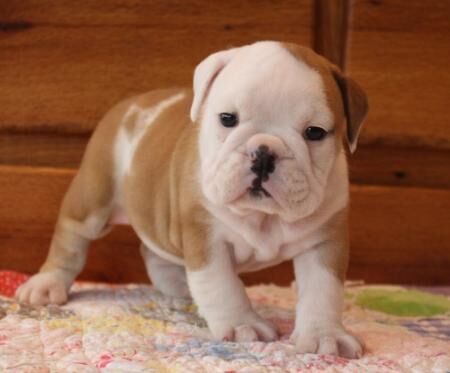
[209,42,343,127]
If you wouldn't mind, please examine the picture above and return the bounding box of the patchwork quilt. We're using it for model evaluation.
[0,270,449,372]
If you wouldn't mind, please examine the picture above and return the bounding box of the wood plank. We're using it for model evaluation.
[1,0,312,28]
[0,0,311,134]
[349,184,450,285]
[349,145,450,190]
[349,0,450,32]
[1,165,449,285]
[347,0,450,150]
[0,133,86,168]
[3,134,450,190]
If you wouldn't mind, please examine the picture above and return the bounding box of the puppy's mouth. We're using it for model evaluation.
[248,178,272,198]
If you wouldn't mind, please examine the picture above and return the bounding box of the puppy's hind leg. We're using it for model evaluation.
[16,98,135,306]
[15,117,122,306]
[15,170,114,306]
[140,243,190,298]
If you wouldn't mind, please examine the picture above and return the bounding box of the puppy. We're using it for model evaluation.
[16,41,368,358]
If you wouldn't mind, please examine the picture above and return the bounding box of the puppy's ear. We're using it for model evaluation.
[190,48,239,122]
[331,67,369,153]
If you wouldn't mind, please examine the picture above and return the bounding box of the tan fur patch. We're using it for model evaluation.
[316,208,350,282]
[41,97,134,274]
[124,90,210,270]
[282,43,346,153]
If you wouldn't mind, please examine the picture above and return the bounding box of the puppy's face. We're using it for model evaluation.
[192,42,367,222]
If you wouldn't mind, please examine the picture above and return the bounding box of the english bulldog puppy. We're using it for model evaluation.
[16,41,368,358]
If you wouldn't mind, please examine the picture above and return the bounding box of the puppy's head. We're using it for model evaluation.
[191,41,368,222]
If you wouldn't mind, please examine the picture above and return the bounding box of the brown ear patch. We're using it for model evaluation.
[331,69,369,153]
[281,42,368,153]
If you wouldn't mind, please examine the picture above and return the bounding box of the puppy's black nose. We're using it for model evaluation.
[250,144,276,181]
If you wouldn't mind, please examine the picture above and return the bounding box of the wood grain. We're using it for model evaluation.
[347,0,450,150]
[0,0,311,134]
[1,165,449,285]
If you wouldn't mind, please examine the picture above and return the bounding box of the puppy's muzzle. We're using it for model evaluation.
[249,145,276,197]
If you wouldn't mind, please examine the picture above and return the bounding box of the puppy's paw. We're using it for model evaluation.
[291,326,363,359]
[210,311,278,342]
[15,271,70,306]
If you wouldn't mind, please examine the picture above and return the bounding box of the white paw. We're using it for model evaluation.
[209,311,278,342]
[15,272,70,306]
[291,325,363,359]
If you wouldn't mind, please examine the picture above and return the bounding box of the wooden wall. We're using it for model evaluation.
[0,0,311,133]
[346,0,450,285]
[1,0,449,285]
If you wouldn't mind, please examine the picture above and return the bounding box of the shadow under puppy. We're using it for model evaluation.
[16,41,368,358]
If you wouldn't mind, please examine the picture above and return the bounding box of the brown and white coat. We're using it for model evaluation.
[17,41,368,358]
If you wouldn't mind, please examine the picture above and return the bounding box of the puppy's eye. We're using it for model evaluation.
[304,126,328,141]
[219,113,238,128]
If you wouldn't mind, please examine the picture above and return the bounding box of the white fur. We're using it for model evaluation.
[186,234,277,342]
[291,247,363,358]
[191,48,239,122]
[207,152,349,270]
[191,41,350,269]
[197,41,337,223]
[140,243,190,298]
[188,41,362,355]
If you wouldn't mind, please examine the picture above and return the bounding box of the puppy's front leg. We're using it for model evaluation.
[186,241,277,342]
[291,214,363,358]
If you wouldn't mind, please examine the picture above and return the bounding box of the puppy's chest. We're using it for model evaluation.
[219,217,319,272]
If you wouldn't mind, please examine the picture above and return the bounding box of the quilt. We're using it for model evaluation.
[0,270,449,372]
